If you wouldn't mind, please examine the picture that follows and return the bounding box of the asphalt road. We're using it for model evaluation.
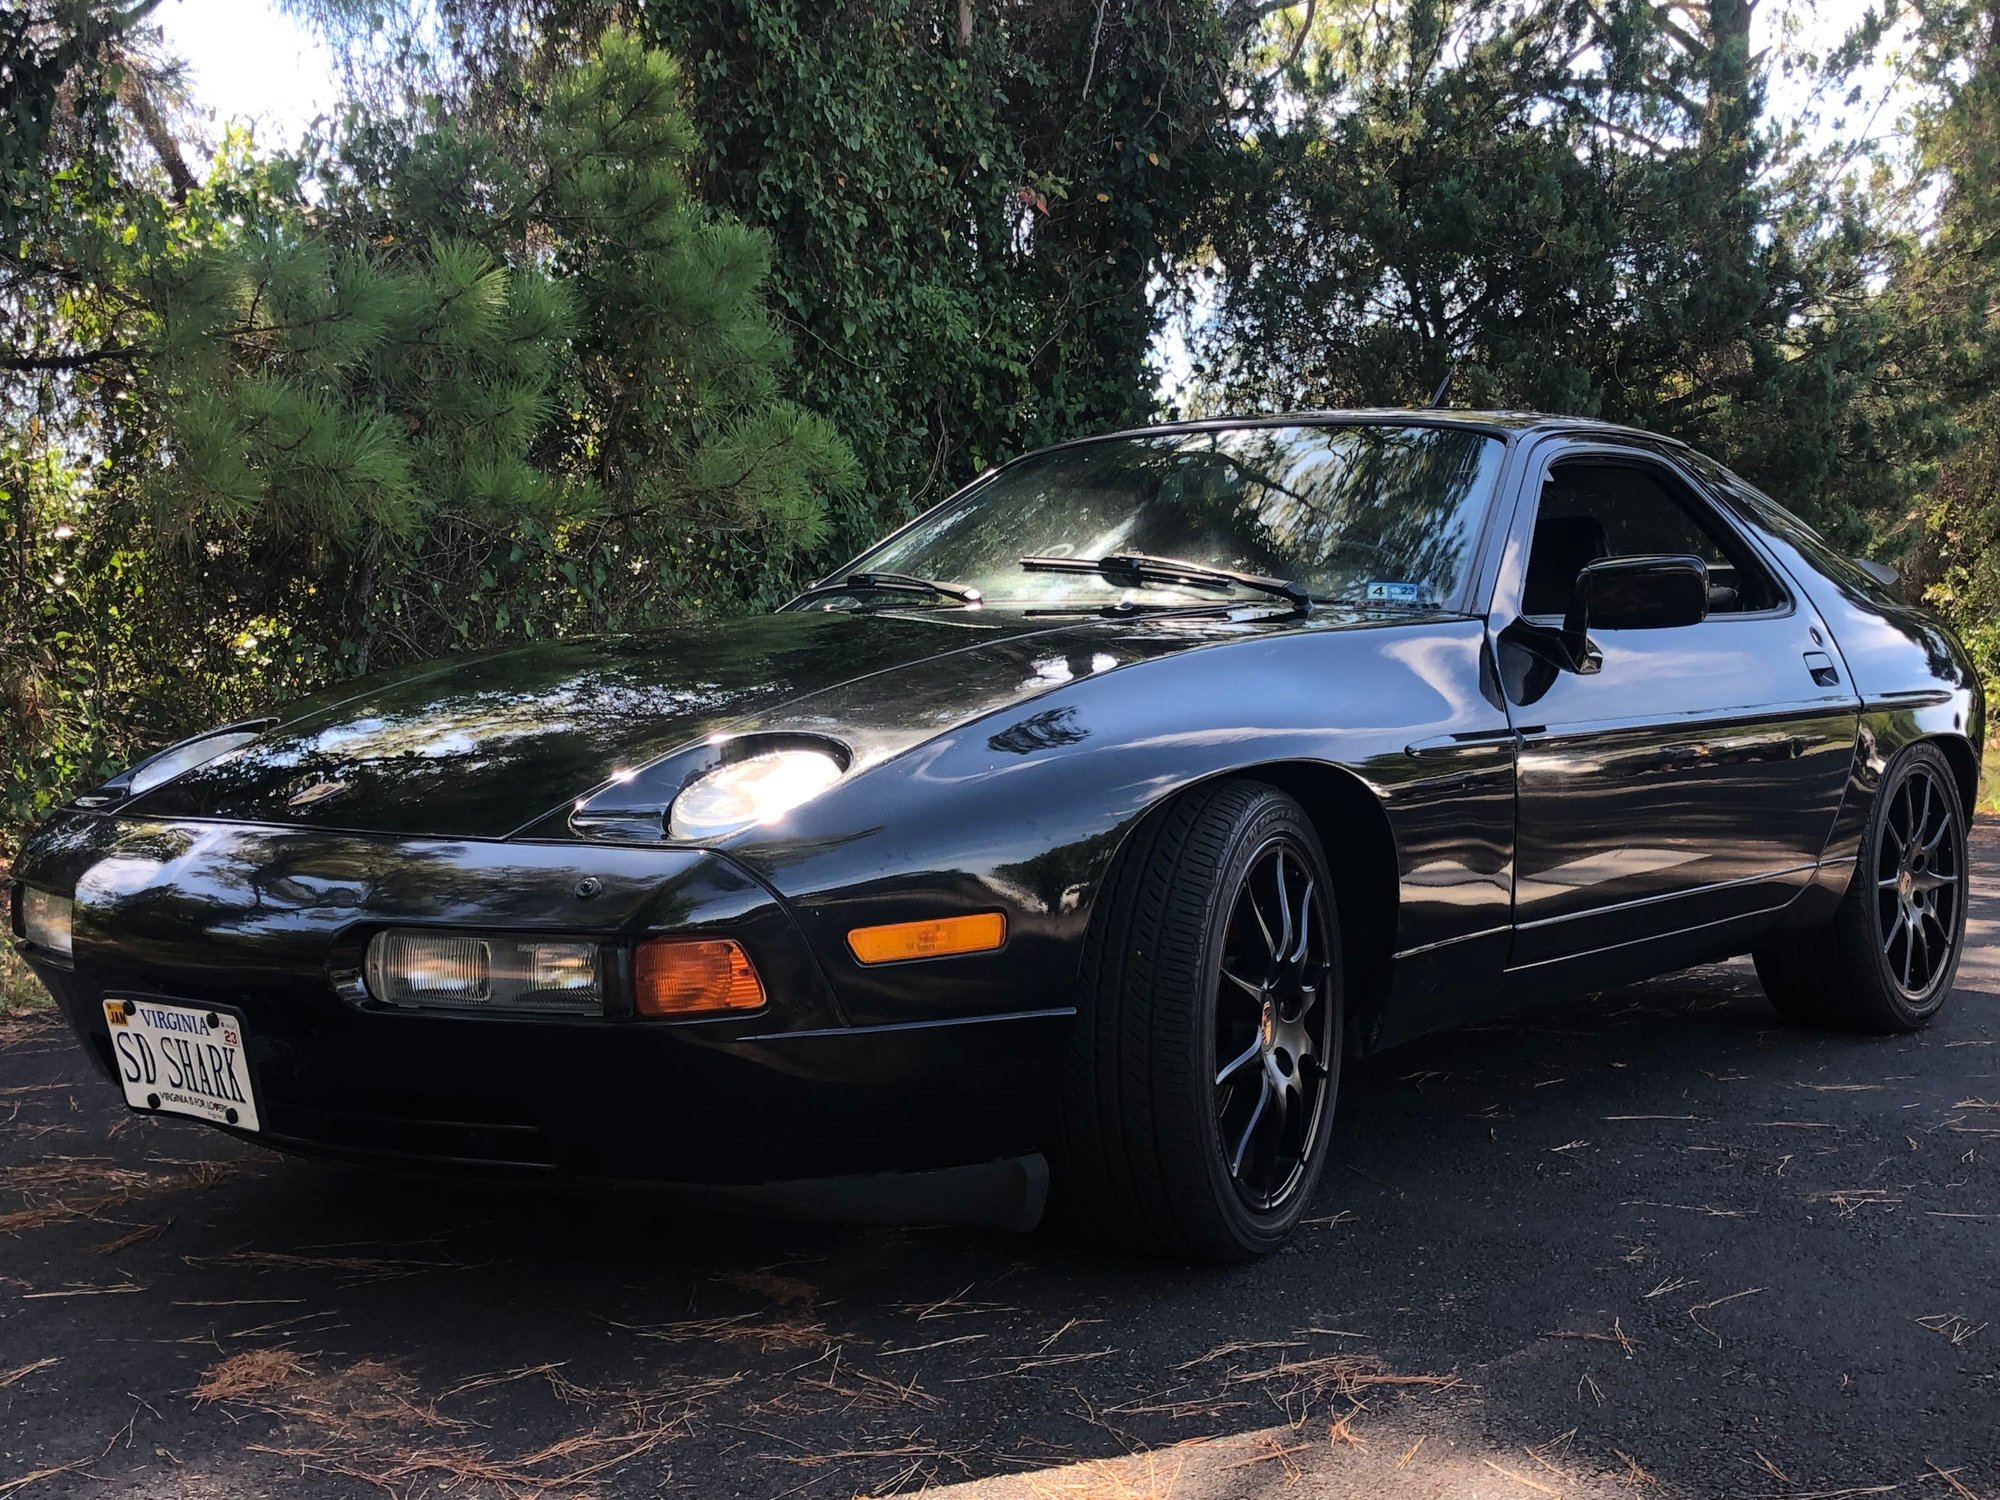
[3,828,1995,1500]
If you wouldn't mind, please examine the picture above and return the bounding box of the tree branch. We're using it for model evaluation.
[0,347,139,372]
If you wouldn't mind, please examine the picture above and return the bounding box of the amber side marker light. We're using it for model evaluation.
[634,938,765,1017]
[847,912,1007,966]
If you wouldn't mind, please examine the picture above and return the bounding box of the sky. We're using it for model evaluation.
[157,0,338,152]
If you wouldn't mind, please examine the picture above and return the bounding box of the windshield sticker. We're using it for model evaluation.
[1365,581,1424,607]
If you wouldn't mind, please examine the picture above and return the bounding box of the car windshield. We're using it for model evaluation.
[829,423,1506,612]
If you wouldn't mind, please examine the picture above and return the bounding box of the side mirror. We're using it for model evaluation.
[1562,554,1708,671]
[1854,557,1899,590]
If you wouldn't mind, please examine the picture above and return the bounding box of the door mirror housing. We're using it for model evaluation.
[1561,554,1708,670]
[1854,556,1899,591]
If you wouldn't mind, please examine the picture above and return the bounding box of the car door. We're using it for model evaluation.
[1489,438,1861,967]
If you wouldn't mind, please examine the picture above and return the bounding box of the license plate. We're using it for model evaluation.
[101,998,261,1132]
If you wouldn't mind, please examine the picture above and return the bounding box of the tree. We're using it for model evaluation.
[1887,0,2000,695]
[1182,0,1920,545]
[2,29,859,840]
[281,0,1275,558]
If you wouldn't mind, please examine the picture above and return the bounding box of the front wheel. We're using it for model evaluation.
[1053,780,1342,1260]
[1755,741,1970,1033]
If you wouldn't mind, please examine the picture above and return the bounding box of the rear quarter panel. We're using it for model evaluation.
[1697,460,1985,865]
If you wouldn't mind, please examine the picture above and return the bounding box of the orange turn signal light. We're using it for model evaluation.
[633,938,765,1017]
[846,912,1007,966]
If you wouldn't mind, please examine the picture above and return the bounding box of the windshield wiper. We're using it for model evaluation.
[1019,553,1311,615]
[792,571,983,607]
[1022,599,1239,619]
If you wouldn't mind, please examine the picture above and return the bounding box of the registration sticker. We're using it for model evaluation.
[102,998,261,1132]
[1365,581,1424,607]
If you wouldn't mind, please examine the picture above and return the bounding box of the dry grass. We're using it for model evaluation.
[1915,1312,1987,1346]
[201,1346,745,1500]
[0,1154,255,1235]
[1219,1351,1460,1413]
[182,1244,465,1285]
[1615,1449,1661,1487]
[719,1268,819,1309]
[617,1308,828,1354]
[194,1349,316,1404]
[0,943,49,1019]
[1011,1446,1196,1500]
[0,1460,88,1497]
[1545,1318,1643,1356]
[0,1359,59,1389]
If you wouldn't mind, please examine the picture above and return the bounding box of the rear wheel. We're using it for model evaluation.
[1754,742,1969,1033]
[1053,780,1342,1260]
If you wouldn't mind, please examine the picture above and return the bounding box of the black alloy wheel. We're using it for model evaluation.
[1755,741,1970,1033]
[1053,779,1344,1259]
[1212,840,1337,1213]
[1872,760,1965,1000]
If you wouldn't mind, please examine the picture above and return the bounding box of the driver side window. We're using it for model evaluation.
[1521,458,1784,618]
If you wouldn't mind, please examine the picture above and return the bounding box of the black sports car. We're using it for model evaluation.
[10,412,1984,1259]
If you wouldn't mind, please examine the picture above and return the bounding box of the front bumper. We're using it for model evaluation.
[13,816,1065,1191]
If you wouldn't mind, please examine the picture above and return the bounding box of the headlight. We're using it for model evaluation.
[75,720,273,806]
[667,747,845,841]
[364,931,604,1015]
[21,889,73,958]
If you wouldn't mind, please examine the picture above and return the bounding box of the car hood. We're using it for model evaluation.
[120,608,1299,839]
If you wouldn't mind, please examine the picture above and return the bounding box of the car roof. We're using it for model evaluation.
[1040,408,1682,451]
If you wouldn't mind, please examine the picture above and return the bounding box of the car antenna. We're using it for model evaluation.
[1428,365,1454,408]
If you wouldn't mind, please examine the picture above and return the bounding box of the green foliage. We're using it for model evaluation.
[1185,0,1936,553]
[1888,0,2000,707]
[634,0,1251,557]
[2,28,859,845]
[353,0,1254,556]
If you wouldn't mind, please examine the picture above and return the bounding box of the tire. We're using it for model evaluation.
[1754,742,1970,1033]
[1052,779,1343,1260]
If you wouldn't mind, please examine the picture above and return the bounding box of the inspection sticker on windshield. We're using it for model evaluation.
[102,998,261,1132]
[1365,581,1424,607]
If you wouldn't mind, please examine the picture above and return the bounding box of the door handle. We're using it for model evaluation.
[1404,728,1518,758]
[1803,651,1840,687]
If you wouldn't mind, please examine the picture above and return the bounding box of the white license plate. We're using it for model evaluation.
[102,998,262,1132]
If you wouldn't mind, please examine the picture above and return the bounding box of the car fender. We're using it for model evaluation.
[724,616,1516,1032]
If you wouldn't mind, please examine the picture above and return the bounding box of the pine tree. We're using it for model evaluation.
[138,32,860,668]
[3,28,861,837]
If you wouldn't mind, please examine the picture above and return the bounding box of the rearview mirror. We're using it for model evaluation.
[1562,554,1708,670]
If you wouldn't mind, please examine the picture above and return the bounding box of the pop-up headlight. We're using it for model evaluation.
[667,746,844,841]
[74,719,275,807]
